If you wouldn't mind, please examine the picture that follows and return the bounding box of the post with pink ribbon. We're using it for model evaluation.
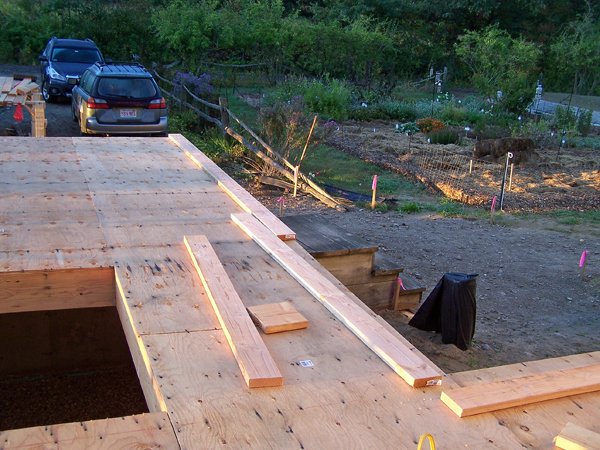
[371,175,378,209]
[579,249,588,279]
[277,196,285,217]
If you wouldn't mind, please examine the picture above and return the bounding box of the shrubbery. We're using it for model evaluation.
[267,78,351,120]
[416,117,445,133]
[428,129,461,145]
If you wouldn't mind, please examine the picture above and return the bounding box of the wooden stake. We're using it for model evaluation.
[508,163,514,191]
[298,114,318,166]
[293,166,299,198]
[371,175,378,209]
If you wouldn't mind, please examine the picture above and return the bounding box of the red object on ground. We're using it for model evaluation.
[13,103,23,122]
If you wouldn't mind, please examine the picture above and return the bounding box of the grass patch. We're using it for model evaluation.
[299,144,424,197]
[399,201,423,213]
[220,87,263,130]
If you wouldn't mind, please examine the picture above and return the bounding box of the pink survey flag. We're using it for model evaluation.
[579,250,588,268]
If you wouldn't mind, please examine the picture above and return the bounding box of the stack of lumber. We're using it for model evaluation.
[0,77,39,105]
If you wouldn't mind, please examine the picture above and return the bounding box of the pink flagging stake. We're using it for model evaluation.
[397,276,406,290]
[372,174,378,191]
[491,195,497,213]
[579,250,588,268]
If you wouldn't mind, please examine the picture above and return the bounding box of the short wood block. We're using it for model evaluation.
[247,301,308,334]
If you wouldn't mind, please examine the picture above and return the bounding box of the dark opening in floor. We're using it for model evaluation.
[0,306,149,431]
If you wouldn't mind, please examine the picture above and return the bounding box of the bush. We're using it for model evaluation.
[414,99,443,118]
[396,122,419,134]
[195,129,245,162]
[553,105,577,131]
[303,79,351,120]
[168,110,202,134]
[416,117,445,133]
[347,100,417,122]
[577,109,593,136]
[440,104,468,124]
[380,101,417,121]
[428,129,461,145]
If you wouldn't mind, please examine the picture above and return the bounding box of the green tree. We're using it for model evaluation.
[547,11,600,95]
[455,26,541,112]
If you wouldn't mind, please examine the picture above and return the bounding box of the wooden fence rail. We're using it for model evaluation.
[155,71,344,209]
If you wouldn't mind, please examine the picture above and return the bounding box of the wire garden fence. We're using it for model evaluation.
[404,145,506,206]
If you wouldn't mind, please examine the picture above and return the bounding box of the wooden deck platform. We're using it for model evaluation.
[1,135,599,448]
[281,214,425,311]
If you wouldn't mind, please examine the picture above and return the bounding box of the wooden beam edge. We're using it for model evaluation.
[231,212,442,388]
[169,133,296,241]
[183,234,283,388]
[554,422,600,450]
[115,269,170,413]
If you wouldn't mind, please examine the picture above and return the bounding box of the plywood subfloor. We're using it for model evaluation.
[1,135,599,449]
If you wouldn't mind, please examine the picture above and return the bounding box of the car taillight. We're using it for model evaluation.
[87,97,109,109]
[148,98,166,109]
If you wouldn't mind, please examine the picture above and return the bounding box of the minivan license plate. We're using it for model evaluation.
[120,109,137,118]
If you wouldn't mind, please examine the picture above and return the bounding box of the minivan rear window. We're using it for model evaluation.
[51,47,102,64]
[97,78,157,99]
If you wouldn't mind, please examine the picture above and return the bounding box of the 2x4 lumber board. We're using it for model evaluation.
[17,81,39,95]
[231,212,442,388]
[169,133,296,241]
[184,234,283,388]
[555,422,600,450]
[0,77,13,93]
[8,78,31,95]
[0,412,179,449]
[440,363,600,418]
[0,267,115,313]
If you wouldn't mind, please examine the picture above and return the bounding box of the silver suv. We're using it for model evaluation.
[71,62,167,136]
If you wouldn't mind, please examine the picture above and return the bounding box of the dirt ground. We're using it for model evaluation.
[237,119,600,374]
[327,121,600,212]
[1,64,598,375]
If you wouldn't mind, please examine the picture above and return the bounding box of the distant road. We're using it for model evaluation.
[529,99,600,127]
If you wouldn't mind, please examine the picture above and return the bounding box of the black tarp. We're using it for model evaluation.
[408,273,478,350]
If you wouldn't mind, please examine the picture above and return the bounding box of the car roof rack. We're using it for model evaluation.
[94,61,146,69]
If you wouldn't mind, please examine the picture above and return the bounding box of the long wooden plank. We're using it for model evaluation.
[170,133,296,240]
[231,212,442,388]
[0,412,179,449]
[184,234,283,388]
[555,422,600,450]
[440,363,600,417]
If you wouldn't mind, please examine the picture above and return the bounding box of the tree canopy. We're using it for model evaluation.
[1,0,598,98]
